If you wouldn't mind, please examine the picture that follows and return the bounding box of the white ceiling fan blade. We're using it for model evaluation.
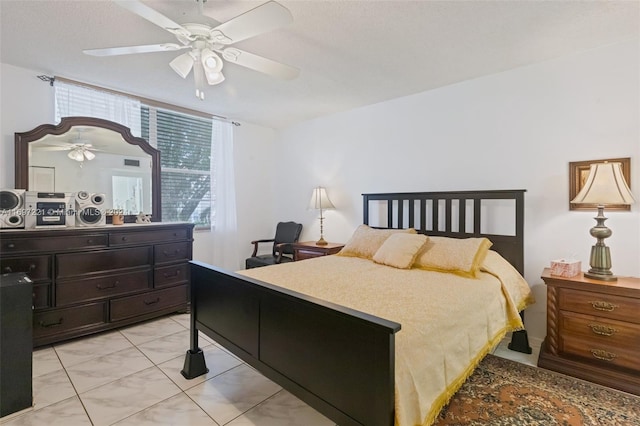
[209,1,292,45]
[84,43,186,57]
[221,48,299,80]
[114,1,192,39]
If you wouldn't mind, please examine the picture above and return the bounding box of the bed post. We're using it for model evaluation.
[181,272,209,379]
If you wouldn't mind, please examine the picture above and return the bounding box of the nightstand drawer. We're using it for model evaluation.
[561,335,640,372]
[559,311,640,345]
[559,288,640,324]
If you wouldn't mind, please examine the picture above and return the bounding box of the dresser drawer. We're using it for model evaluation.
[110,228,189,246]
[33,302,107,339]
[57,246,152,278]
[559,311,640,345]
[559,288,640,324]
[1,255,51,281]
[33,283,51,309]
[57,269,151,306]
[561,334,640,372]
[154,263,189,288]
[1,234,108,254]
[154,242,191,265]
[110,285,188,321]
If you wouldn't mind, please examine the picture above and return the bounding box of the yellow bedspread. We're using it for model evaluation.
[239,253,534,426]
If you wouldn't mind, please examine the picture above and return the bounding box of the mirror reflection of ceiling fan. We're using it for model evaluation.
[83,0,299,100]
[39,130,100,163]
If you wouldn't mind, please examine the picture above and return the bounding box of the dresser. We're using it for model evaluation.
[538,268,640,395]
[292,241,344,261]
[0,222,194,347]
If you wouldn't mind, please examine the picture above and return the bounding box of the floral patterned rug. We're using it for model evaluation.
[435,354,640,425]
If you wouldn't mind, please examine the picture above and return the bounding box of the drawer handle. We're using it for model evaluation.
[121,237,128,241]
[39,318,64,328]
[144,297,160,305]
[7,243,15,249]
[588,324,618,336]
[87,239,93,244]
[97,281,118,290]
[591,349,617,362]
[162,249,182,258]
[29,264,37,272]
[3,266,12,273]
[163,270,181,279]
[590,301,618,312]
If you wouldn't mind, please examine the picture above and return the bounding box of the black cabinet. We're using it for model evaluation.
[0,273,33,417]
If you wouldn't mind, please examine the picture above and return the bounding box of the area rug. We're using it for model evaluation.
[434,354,640,426]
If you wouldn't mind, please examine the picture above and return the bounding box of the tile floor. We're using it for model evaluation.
[1,314,541,426]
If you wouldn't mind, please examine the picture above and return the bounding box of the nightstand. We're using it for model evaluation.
[538,268,640,395]
[292,241,344,261]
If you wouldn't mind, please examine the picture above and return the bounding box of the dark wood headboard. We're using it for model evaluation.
[362,190,526,274]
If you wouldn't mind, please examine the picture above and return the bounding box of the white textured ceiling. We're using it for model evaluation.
[1,1,638,129]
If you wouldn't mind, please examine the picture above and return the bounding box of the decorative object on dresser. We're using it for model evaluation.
[293,241,344,261]
[538,268,640,395]
[0,222,194,347]
[308,186,335,246]
[570,161,635,281]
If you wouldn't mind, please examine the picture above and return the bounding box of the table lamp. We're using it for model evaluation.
[308,186,335,246]
[570,161,635,281]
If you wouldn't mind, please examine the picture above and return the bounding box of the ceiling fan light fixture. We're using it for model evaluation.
[169,52,195,78]
[201,48,223,73]
[68,148,84,162]
[206,71,225,85]
[83,149,96,161]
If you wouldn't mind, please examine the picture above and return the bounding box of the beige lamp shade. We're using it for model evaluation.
[571,162,635,206]
[308,187,335,210]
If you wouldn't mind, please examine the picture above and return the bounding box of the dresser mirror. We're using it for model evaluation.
[15,116,161,222]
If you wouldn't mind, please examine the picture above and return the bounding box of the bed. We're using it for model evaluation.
[182,189,534,426]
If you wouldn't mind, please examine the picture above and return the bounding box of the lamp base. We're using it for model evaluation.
[316,237,328,246]
[585,244,617,281]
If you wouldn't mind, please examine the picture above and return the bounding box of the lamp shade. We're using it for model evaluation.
[169,52,195,79]
[308,187,335,210]
[571,162,635,205]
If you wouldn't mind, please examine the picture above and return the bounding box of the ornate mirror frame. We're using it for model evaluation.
[15,116,161,222]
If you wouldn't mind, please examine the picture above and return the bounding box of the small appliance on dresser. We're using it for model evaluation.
[24,191,75,229]
[538,268,640,395]
[74,191,106,227]
[0,189,25,229]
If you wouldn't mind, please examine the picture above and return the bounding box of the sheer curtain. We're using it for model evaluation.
[210,120,240,270]
[54,80,141,135]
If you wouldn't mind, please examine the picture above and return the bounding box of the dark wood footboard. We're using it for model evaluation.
[183,261,401,426]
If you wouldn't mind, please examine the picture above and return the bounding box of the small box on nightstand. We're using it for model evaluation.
[550,258,581,278]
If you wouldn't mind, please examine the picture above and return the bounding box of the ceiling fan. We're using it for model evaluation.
[84,0,299,100]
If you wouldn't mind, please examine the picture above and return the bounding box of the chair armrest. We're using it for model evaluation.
[250,239,275,257]
[274,242,293,263]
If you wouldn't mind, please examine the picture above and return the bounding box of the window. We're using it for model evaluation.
[55,79,215,230]
[142,107,212,229]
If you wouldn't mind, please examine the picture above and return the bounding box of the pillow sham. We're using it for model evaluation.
[413,236,492,278]
[372,233,429,269]
[338,225,417,259]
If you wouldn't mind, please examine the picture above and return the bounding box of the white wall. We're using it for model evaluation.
[272,39,640,341]
[0,63,278,267]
